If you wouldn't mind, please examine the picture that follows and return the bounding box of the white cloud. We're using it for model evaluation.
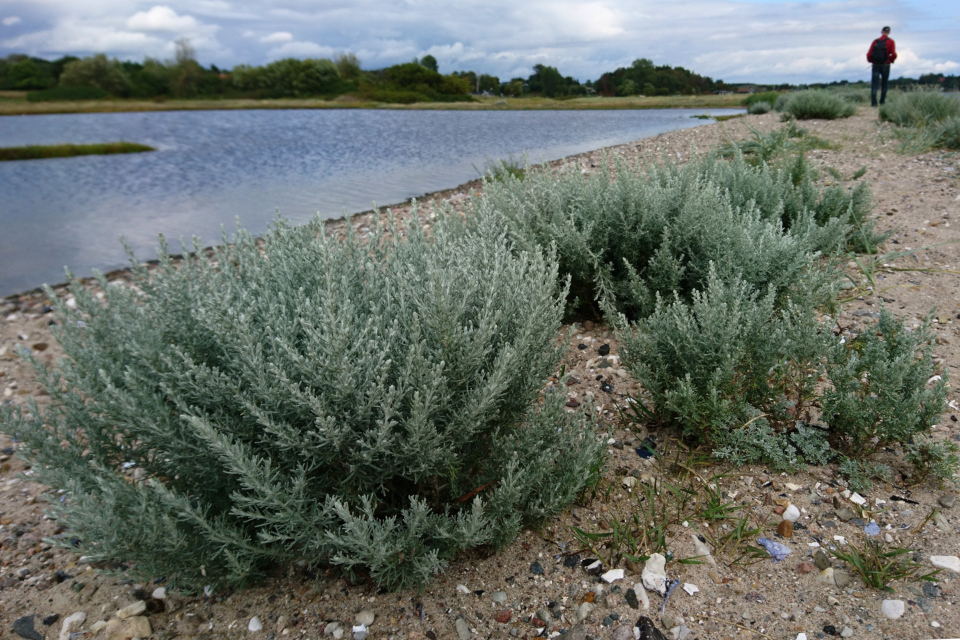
[3,16,22,27]
[127,6,199,33]
[260,31,293,43]
[267,41,335,59]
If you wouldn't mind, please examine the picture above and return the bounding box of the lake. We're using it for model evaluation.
[0,107,742,297]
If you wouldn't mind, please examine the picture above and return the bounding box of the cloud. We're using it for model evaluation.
[267,41,335,59]
[127,6,199,33]
[2,16,21,27]
[260,31,293,43]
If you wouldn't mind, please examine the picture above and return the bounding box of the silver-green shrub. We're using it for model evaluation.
[457,154,864,320]
[747,101,772,115]
[778,90,857,120]
[823,308,947,458]
[880,90,960,127]
[0,215,604,591]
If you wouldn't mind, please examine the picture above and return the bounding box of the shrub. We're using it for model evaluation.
[880,90,960,127]
[747,101,771,115]
[832,87,871,105]
[0,215,603,591]
[457,154,867,320]
[774,93,791,112]
[743,91,780,108]
[932,116,960,150]
[58,54,131,97]
[822,308,947,457]
[26,86,108,102]
[778,90,857,120]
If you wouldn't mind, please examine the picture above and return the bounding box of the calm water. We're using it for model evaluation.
[0,108,741,297]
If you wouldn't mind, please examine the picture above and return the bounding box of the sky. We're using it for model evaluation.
[1,0,958,85]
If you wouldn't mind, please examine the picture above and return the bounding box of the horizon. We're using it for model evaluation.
[1,0,958,86]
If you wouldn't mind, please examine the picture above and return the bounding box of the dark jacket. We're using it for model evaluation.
[867,35,897,64]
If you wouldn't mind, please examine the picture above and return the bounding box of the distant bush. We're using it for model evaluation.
[743,91,780,108]
[832,87,870,104]
[778,90,856,120]
[26,86,108,101]
[747,101,771,115]
[880,90,960,127]
[58,54,131,97]
[0,216,603,591]
[232,58,340,98]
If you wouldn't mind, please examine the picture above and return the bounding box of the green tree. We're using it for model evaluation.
[529,64,564,98]
[419,54,438,73]
[59,54,131,96]
[334,52,361,81]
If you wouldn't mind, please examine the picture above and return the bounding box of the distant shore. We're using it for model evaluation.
[0,92,746,116]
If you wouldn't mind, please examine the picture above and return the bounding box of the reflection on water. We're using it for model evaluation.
[0,107,741,296]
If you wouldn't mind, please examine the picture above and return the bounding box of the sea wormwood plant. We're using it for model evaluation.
[777,90,857,121]
[456,153,866,321]
[0,213,604,592]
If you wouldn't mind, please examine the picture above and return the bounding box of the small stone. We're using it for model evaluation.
[59,612,85,640]
[90,621,108,634]
[817,567,836,585]
[783,505,801,522]
[495,610,511,623]
[823,624,837,636]
[833,569,853,588]
[827,596,840,606]
[116,600,147,619]
[576,601,595,621]
[813,549,833,571]
[598,344,610,356]
[109,617,151,640]
[601,568,625,583]
[565,625,588,640]
[939,494,957,509]
[626,588,640,609]
[797,561,816,574]
[455,618,471,640]
[612,626,633,640]
[355,610,374,626]
[682,583,698,596]
[249,616,264,632]
[836,508,855,522]
[323,622,342,636]
[13,616,44,640]
[641,553,667,595]
[491,591,507,604]
[930,556,960,573]
[530,561,544,575]
[456,584,470,595]
[623,476,637,488]
[778,520,794,538]
[661,615,677,629]
[922,581,940,598]
[353,623,368,640]
[151,586,166,599]
[840,626,853,638]
[881,599,905,619]
[690,534,716,566]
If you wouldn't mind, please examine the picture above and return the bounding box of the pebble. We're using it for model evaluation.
[115,600,146,619]
[58,612,85,640]
[612,626,633,640]
[249,616,263,632]
[691,534,716,565]
[456,584,470,595]
[530,561,544,575]
[13,616,44,640]
[601,568,624,583]
[836,508,855,522]
[778,520,794,538]
[783,504,801,522]
[881,599,905,619]
[840,626,854,638]
[641,553,667,594]
[490,591,507,604]
[152,586,166,599]
[577,601,595,621]
[834,569,853,588]
[930,555,960,573]
[323,621,342,636]
[939,493,957,509]
[454,617,471,639]
[813,549,832,571]
[355,610,375,626]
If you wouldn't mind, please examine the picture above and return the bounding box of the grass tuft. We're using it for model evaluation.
[0,141,155,161]
[777,90,857,120]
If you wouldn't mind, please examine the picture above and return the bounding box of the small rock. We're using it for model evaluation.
[836,508,855,522]
[249,616,264,632]
[933,513,951,530]
[116,600,147,619]
[323,622,342,636]
[598,344,610,356]
[456,584,470,595]
[641,553,667,595]
[454,618,471,640]
[922,581,940,598]
[673,624,693,640]
[495,610,511,623]
[151,586,166,599]
[778,520,794,538]
[827,596,840,606]
[108,617,151,640]
[881,599,905,619]
[355,610,375,626]
[930,556,960,573]
[601,568,625,583]
[623,476,637,488]
[633,582,651,610]
[690,534,716,566]
[840,626,854,638]
[59,612,85,640]
[682,583,699,596]
[833,570,853,588]
[565,625,588,640]
[13,616,44,640]
[813,549,832,570]
[817,568,836,585]
[352,623,368,640]
[530,561,544,575]
[783,505,801,522]
[576,601,595,621]
[797,561,816,574]
[491,591,507,604]
[612,626,633,640]
[939,494,956,509]
[626,588,640,609]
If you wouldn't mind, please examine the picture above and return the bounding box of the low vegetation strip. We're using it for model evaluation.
[0,141,154,161]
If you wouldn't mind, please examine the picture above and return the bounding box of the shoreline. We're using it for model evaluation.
[0,111,746,306]
[0,94,747,117]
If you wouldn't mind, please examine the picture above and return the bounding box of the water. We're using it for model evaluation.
[0,107,741,297]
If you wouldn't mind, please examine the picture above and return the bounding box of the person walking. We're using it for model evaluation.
[867,26,897,107]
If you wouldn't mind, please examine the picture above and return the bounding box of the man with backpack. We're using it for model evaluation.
[867,26,897,107]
